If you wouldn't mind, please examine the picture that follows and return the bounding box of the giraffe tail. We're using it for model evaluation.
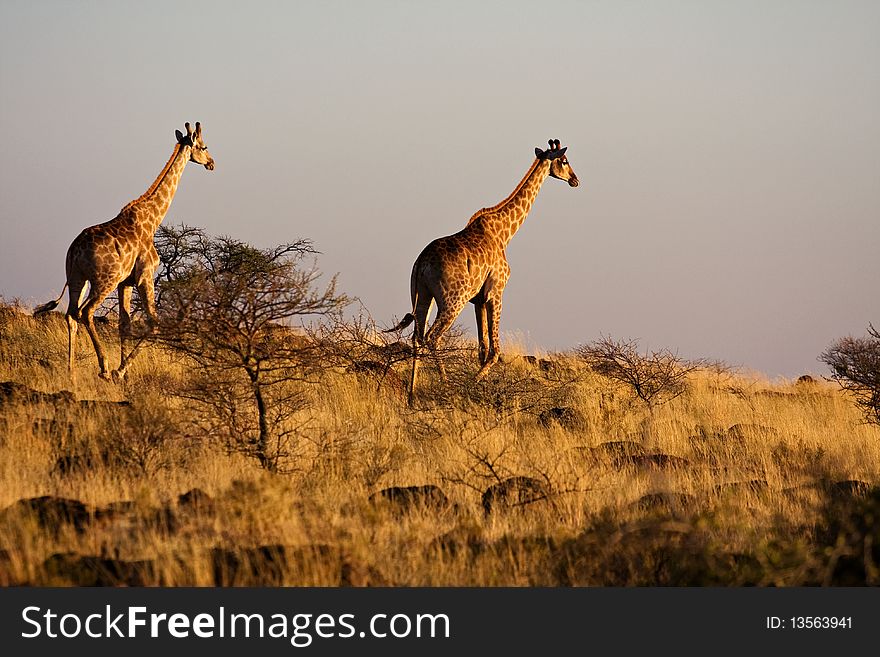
[384,313,416,333]
[33,283,68,317]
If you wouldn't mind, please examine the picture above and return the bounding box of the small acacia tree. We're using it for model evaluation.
[153,225,348,471]
[577,336,711,409]
[821,324,880,426]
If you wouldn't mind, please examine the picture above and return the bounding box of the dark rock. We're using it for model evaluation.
[429,528,485,558]
[482,477,549,515]
[211,544,345,586]
[78,399,131,410]
[539,406,584,431]
[177,488,214,513]
[242,544,288,585]
[2,496,90,533]
[578,444,687,470]
[630,454,690,470]
[211,545,287,586]
[0,548,13,586]
[339,559,388,587]
[714,480,770,496]
[0,381,75,407]
[369,485,450,513]
[754,390,792,399]
[93,501,137,523]
[633,492,697,513]
[489,534,559,556]
[827,479,872,502]
[209,548,241,586]
[41,552,157,586]
[583,441,648,467]
[594,440,647,459]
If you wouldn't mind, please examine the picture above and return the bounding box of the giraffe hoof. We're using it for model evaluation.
[111,370,127,384]
[475,359,498,381]
[98,371,113,382]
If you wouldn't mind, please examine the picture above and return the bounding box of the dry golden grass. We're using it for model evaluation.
[1,302,878,586]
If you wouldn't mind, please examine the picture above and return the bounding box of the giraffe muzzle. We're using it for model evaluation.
[568,175,579,187]
[205,160,215,171]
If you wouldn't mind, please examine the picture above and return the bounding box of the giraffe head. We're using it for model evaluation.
[175,122,215,170]
[536,139,578,187]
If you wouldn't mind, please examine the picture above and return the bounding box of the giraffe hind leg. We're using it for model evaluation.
[408,335,420,407]
[64,281,87,382]
[78,283,116,380]
[475,298,502,380]
[408,293,433,405]
[66,315,79,383]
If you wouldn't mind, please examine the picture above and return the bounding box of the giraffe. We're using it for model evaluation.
[386,139,579,403]
[33,122,215,382]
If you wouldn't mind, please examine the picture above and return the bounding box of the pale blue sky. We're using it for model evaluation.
[1,1,878,377]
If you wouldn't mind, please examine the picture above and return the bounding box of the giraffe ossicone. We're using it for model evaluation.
[33,122,215,382]
[387,138,579,404]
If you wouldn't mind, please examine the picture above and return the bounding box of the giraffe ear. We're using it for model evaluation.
[559,147,567,156]
[175,130,185,144]
[535,147,544,159]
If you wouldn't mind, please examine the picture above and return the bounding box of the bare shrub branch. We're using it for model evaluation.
[577,335,713,409]
[821,324,880,426]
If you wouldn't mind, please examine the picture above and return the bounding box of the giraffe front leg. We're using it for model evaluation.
[476,298,502,381]
[434,347,448,383]
[139,276,159,330]
[474,301,489,366]
[116,284,132,374]
[114,279,157,382]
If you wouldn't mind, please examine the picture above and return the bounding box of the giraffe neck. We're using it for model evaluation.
[467,158,551,247]
[122,143,191,233]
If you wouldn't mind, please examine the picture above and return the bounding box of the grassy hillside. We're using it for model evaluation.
[0,301,878,586]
